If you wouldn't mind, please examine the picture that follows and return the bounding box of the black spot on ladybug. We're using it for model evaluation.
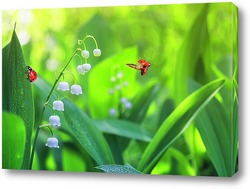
[27,66,37,82]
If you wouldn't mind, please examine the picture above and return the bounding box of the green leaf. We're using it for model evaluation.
[127,80,160,123]
[173,4,209,104]
[137,78,225,173]
[94,119,154,142]
[88,46,139,118]
[193,85,238,176]
[32,77,114,166]
[63,99,115,165]
[2,27,34,169]
[2,112,26,169]
[96,163,143,174]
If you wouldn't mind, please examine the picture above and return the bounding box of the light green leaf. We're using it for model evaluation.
[94,119,154,142]
[2,27,34,169]
[2,112,26,169]
[174,4,209,104]
[137,78,225,173]
[96,163,143,174]
[88,46,139,118]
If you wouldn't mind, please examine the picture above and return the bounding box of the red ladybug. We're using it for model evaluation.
[27,66,37,82]
[126,59,151,75]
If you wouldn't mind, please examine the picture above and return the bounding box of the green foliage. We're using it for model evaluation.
[2,28,34,169]
[63,99,115,165]
[94,119,153,142]
[137,78,225,173]
[2,2,238,176]
[2,112,26,169]
[96,163,143,174]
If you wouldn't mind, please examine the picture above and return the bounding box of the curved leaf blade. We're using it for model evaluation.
[63,99,115,165]
[128,81,160,123]
[2,112,26,169]
[96,163,143,174]
[2,28,34,169]
[193,84,238,176]
[94,119,154,142]
[137,78,225,173]
[174,4,209,104]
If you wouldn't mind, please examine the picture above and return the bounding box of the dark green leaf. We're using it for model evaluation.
[94,119,154,142]
[63,99,115,165]
[191,79,238,176]
[137,78,225,173]
[96,163,143,174]
[2,27,34,169]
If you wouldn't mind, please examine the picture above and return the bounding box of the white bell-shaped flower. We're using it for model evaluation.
[93,48,101,57]
[70,84,82,95]
[124,101,133,109]
[116,71,123,79]
[77,65,85,75]
[110,76,116,82]
[121,97,128,104]
[81,50,89,59]
[57,81,69,91]
[123,81,128,87]
[109,108,117,117]
[109,88,114,95]
[53,100,64,111]
[49,115,61,128]
[45,137,59,148]
[77,63,91,75]
[82,63,91,72]
[115,84,121,90]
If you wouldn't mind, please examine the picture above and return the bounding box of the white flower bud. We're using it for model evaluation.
[81,50,89,59]
[45,137,59,148]
[116,72,123,79]
[93,48,101,57]
[121,97,128,104]
[49,115,61,128]
[77,65,84,74]
[82,63,91,72]
[123,81,128,87]
[53,100,64,111]
[124,101,133,109]
[70,84,82,95]
[109,108,117,117]
[111,76,116,82]
[57,81,69,91]
[116,84,121,90]
[109,88,114,95]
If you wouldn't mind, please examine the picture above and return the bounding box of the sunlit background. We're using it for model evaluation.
[2,2,238,176]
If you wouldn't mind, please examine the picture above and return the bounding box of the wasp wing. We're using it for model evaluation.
[126,64,142,70]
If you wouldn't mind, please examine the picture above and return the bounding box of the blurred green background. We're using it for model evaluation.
[2,2,238,176]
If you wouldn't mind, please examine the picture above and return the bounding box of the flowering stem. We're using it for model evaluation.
[52,91,60,100]
[74,53,83,64]
[79,34,99,49]
[117,87,124,119]
[44,102,55,115]
[46,49,77,103]
[39,124,54,136]
[29,49,77,170]
[86,35,99,49]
